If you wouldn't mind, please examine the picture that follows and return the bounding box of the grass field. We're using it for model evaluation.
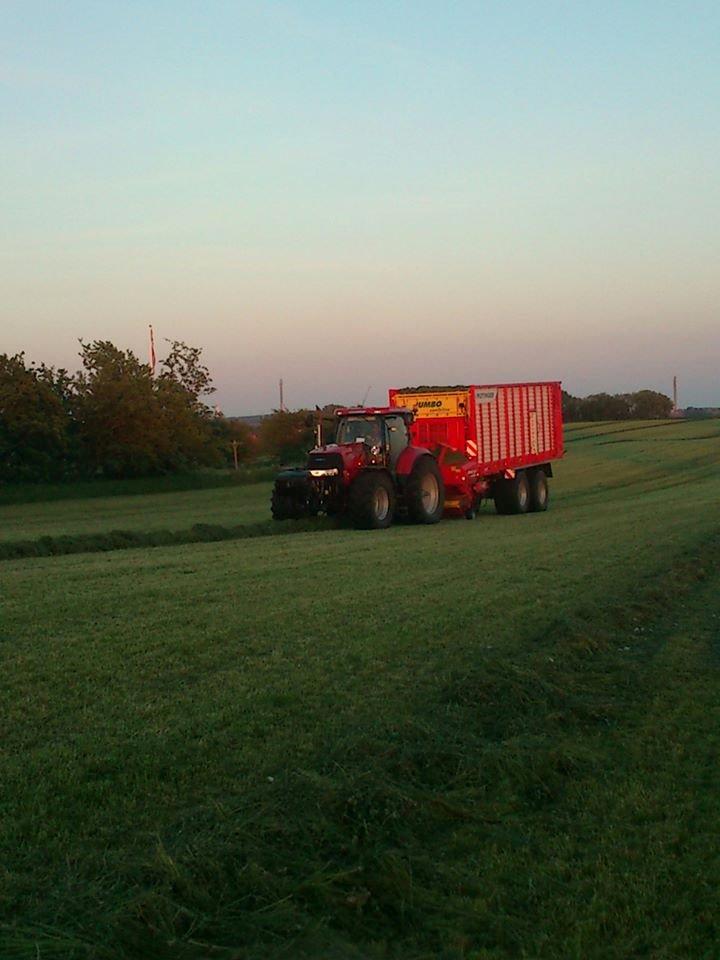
[0,467,278,508]
[0,482,273,544]
[1,419,719,958]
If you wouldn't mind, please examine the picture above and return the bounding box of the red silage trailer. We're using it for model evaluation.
[388,382,564,517]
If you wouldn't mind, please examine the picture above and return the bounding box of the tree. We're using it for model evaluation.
[561,391,582,422]
[72,339,227,476]
[155,340,221,470]
[628,390,673,420]
[258,409,315,462]
[159,340,214,402]
[212,418,257,467]
[0,353,71,481]
[72,340,162,477]
[582,393,631,421]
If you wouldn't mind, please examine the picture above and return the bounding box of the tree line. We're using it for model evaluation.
[561,389,673,422]
[0,340,254,483]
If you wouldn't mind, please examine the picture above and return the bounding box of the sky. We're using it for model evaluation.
[2,0,719,413]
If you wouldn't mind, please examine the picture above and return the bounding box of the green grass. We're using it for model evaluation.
[563,418,678,435]
[0,467,278,507]
[0,483,274,544]
[1,420,720,958]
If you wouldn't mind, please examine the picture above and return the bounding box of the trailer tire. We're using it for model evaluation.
[348,472,395,530]
[529,469,549,512]
[494,471,530,515]
[405,456,445,524]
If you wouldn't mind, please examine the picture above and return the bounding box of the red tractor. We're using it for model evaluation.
[271,406,445,529]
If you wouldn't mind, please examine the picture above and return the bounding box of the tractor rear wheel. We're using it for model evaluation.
[406,456,445,524]
[494,471,530,515]
[529,469,549,512]
[348,472,395,530]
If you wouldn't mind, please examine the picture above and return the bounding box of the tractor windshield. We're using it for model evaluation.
[336,416,384,446]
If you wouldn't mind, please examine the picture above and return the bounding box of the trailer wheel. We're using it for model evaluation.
[405,456,445,524]
[529,469,549,512]
[348,472,395,530]
[494,471,530,515]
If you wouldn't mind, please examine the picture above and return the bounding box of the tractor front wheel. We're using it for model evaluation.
[271,487,304,520]
[348,472,395,530]
[406,456,445,524]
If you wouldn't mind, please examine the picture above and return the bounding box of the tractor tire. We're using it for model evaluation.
[405,456,445,524]
[529,469,549,512]
[348,472,395,530]
[271,487,304,520]
[494,471,530,515]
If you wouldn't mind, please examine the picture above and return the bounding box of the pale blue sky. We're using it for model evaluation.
[2,1,719,411]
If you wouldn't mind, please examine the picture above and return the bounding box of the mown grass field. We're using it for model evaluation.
[1,419,719,959]
[0,482,273,544]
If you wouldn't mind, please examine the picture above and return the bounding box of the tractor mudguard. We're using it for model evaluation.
[395,446,434,479]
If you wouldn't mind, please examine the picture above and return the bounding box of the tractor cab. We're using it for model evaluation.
[333,407,413,468]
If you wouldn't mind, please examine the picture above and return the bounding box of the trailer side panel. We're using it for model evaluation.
[389,381,564,475]
[471,382,563,474]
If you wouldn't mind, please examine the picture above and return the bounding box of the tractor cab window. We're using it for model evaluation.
[336,416,383,446]
[384,415,410,467]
